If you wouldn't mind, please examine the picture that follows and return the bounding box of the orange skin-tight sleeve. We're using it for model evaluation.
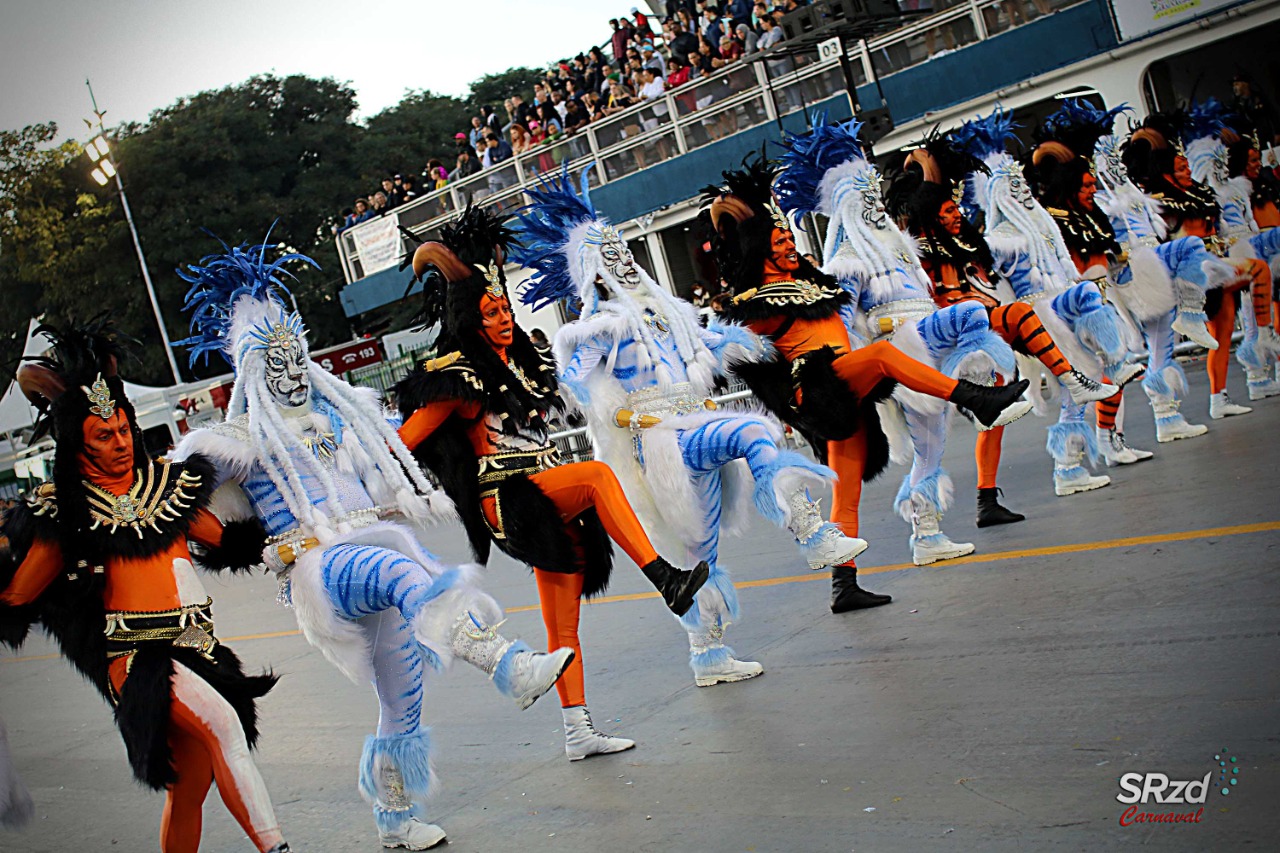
[0,538,63,607]
[398,398,480,451]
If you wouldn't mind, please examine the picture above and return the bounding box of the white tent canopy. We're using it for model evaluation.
[0,318,174,434]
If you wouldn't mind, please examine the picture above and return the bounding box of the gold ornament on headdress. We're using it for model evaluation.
[84,374,116,420]
[474,261,505,300]
[766,199,790,232]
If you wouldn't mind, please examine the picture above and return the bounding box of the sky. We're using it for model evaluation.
[0,0,641,144]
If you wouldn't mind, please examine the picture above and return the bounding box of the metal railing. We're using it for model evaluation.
[336,0,1087,284]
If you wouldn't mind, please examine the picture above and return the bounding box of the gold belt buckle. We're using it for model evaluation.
[876,316,896,334]
[173,622,217,660]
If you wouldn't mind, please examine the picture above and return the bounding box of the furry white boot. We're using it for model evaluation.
[909,495,974,566]
[688,624,763,687]
[380,819,447,850]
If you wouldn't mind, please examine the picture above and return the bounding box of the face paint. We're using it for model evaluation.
[1077,173,1098,210]
[1172,155,1192,189]
[479,293,515,350]
[265,335,310,408]
[78,408,135,482]
[1246,148,1262,181]
[762,226,800,281]
[597,229,643,292]
[938,200,963,236]
[861,186,888,229]
[1009,173,1036,209]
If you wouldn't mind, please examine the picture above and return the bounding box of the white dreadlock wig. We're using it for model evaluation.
[513,164,716,389]
[181,241,446,541]
[774,113,933,303]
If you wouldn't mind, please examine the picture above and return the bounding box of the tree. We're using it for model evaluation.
[0,123,132,374]
[109,74,365,380]
[357,89,470,186]
[468,67,546,113]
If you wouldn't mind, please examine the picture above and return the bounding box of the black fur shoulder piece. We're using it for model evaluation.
[27,454,220,565]
[394,351,490,418]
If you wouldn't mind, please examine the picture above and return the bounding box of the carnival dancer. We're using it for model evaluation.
[509,166,867,686]
[1027,101,1162,466]
[952,107,1144,497]
[886,130,1118,526]
[392,206,710,759]
[0,322,292,853]
[704,156,1032,604]
[1097,116,1235,442]
[173,242,573,851]
[774,116,1031,556]
[1122,111,1259,421]
[1184,100,1280,403]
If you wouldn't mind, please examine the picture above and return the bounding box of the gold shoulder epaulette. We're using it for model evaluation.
[423,351,463,372]
[25,482,58,518]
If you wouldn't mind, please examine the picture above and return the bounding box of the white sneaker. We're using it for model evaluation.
[693,654,764,687]
[1060,370,1119,405]
[380,819,447,850]
[1172,313,1219,350]
[562,705,636,761]
[1097,427,1154,466]
[1209,391,1252,419]
[799,522,868,570]
[976,399,1034,431]
[1107,361,1146,387]
[507,647,575,711]
[1054,466,1111,496]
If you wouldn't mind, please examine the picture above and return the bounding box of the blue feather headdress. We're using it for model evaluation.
[774,112,869,217]
[952,105,1020,162]
[1038,99,1130,154]
[509,162,606,312]
[1184,97,1234,143]
[177,236,318,367]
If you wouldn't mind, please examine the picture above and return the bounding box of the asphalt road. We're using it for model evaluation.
[2,363,1278,852]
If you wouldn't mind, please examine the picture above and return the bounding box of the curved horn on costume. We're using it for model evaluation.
[1032,141,1075,166]
[1130,128,1168,150]
[1219,127,1241,146]
[904,148,943,184]
[16,363,67,411]
[709,194,755,233]
[411,242,471,282]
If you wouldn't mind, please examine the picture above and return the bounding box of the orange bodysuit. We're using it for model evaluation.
[740,307,959,553]
[1179,217,1271,393]
[399,396,659,709]
[922,257,1073,489]
[1,496,283,853]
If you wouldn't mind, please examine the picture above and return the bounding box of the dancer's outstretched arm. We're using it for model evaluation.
[399,397,479,451]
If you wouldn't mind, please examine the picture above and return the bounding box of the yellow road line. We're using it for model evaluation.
[4,520,1277,665]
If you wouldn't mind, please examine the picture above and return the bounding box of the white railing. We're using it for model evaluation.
[336,0,1088,284]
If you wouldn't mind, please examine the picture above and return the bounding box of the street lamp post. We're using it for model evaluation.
[85,79,183,386]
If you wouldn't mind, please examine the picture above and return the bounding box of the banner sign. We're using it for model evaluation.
[348,213,402,275]
[1110,0,1239,41]
[313,339,384,375]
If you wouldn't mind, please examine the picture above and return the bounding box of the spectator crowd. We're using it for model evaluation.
[337,2,805,233]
